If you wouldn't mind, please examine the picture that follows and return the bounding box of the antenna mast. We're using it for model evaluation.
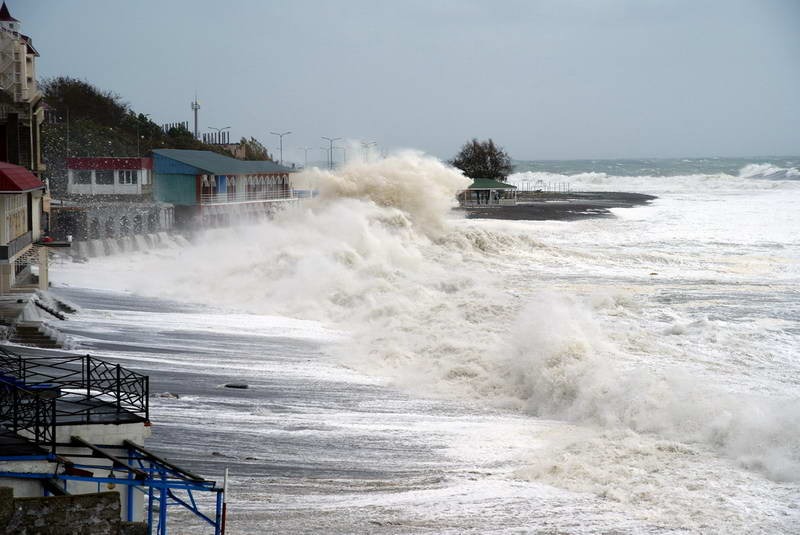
[190,94,200,139]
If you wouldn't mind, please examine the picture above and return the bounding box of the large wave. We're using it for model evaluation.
[57,152,800,489]
[508,162,800,194]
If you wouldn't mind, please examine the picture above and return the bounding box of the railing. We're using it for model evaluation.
[0,347,149,451]
[0,381,56,452]
[0,230,32,260]
[200,190,294,205]
[515,180,572,193]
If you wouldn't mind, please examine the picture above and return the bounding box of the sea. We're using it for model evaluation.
[48,153,800,533]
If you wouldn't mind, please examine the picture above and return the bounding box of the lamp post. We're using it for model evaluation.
[321,136,341,170]
[361,141,376,161]
[297,147,312,168]
[270,131,291,166]
[208,126,231,145]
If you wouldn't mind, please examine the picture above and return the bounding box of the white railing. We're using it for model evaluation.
[199,190,294,205]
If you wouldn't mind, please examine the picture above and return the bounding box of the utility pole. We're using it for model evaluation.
[270,131,291,166]
[297,147,312,168]
[190,94,200,139]
[321,136,341,170]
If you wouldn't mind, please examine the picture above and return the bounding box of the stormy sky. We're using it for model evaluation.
[14,0,800,162]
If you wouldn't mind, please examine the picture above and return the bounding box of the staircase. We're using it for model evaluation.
[9,322,61,349]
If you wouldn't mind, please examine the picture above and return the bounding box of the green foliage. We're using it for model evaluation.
[239,137,272,161]
[449,138,513,181]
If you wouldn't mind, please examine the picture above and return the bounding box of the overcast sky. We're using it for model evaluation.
[13,0,800,162]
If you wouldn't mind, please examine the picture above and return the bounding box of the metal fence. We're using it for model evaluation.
[514,180,572,193]
[199,190,294,204]
[0,347,149,452]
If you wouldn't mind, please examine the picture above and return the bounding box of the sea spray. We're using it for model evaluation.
[297,150,470,234]
[53,155,800,491]
[499,293,800,483]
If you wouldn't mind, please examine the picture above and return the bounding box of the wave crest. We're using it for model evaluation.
[738,163,800,179]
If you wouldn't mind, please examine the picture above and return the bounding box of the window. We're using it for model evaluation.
[74,170,92,184]
[96,170,114,185]
[5,195,26,239]
[119,170,138,185]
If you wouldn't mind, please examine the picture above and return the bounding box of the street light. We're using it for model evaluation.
[208,126,231,145]
[361,141,377,161]
[321,136,341,170]
[270,131,291,166]
[297,147,312,168]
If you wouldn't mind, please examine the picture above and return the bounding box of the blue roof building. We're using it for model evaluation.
[151,149,296,227]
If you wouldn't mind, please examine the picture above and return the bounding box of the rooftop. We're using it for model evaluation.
[0,2,18,23]
[0,161,45,193]
[66,157,153,170]
[152,149,292,176]
[467,178,517,190]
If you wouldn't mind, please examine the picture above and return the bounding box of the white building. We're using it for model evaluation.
[66,157,153,196]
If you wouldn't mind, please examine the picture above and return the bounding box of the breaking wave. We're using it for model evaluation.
[738,163,800,180]
[508,162,800,194]
[58,152,800,487]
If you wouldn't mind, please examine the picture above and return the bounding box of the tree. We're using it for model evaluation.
[238,137,272,161]
[449,138,513,181]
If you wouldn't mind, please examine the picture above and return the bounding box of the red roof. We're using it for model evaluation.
[0,2,18,23]
[0,161,44,192]
[66,157,153,170]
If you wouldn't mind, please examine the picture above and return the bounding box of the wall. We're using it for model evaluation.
[50,421,150,523]
[66,169,150,196]
[153,173,197,205]
[0,487,127,535]
[50,202,173,242]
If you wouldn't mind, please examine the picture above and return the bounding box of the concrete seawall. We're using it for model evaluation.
[0,486,146,534]
[69,232,191,259]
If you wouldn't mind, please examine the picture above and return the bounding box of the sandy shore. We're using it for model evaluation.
[456,191,656,221]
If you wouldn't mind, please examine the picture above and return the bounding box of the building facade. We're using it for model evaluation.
[458,178,518,207]
[152,149,295,227]
[0,160,45,292]
[50,156,173,246]
[0,2,44,175]
[65,157,152,196]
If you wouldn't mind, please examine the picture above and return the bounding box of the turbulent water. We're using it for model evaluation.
[50,152,800,533]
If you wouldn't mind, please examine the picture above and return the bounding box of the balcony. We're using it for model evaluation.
[199,190,294,205]
[0,231,31,261]
[0,347,149,453]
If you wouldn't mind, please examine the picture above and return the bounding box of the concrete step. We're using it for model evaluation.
[10,322,63,348]
[9,341,61,348]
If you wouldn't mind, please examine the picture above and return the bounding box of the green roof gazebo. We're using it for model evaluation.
[458,178,517,207]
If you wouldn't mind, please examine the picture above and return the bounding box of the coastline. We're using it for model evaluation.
[456,191,656,221]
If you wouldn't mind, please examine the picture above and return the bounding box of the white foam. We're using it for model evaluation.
[51,153,800,524]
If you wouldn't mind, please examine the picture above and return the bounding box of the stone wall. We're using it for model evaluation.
[0,486,146,535]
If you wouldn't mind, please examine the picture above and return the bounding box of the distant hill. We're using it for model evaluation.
[40,76,272,195]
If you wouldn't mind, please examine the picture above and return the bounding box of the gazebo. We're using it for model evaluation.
[458,178,517,207]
